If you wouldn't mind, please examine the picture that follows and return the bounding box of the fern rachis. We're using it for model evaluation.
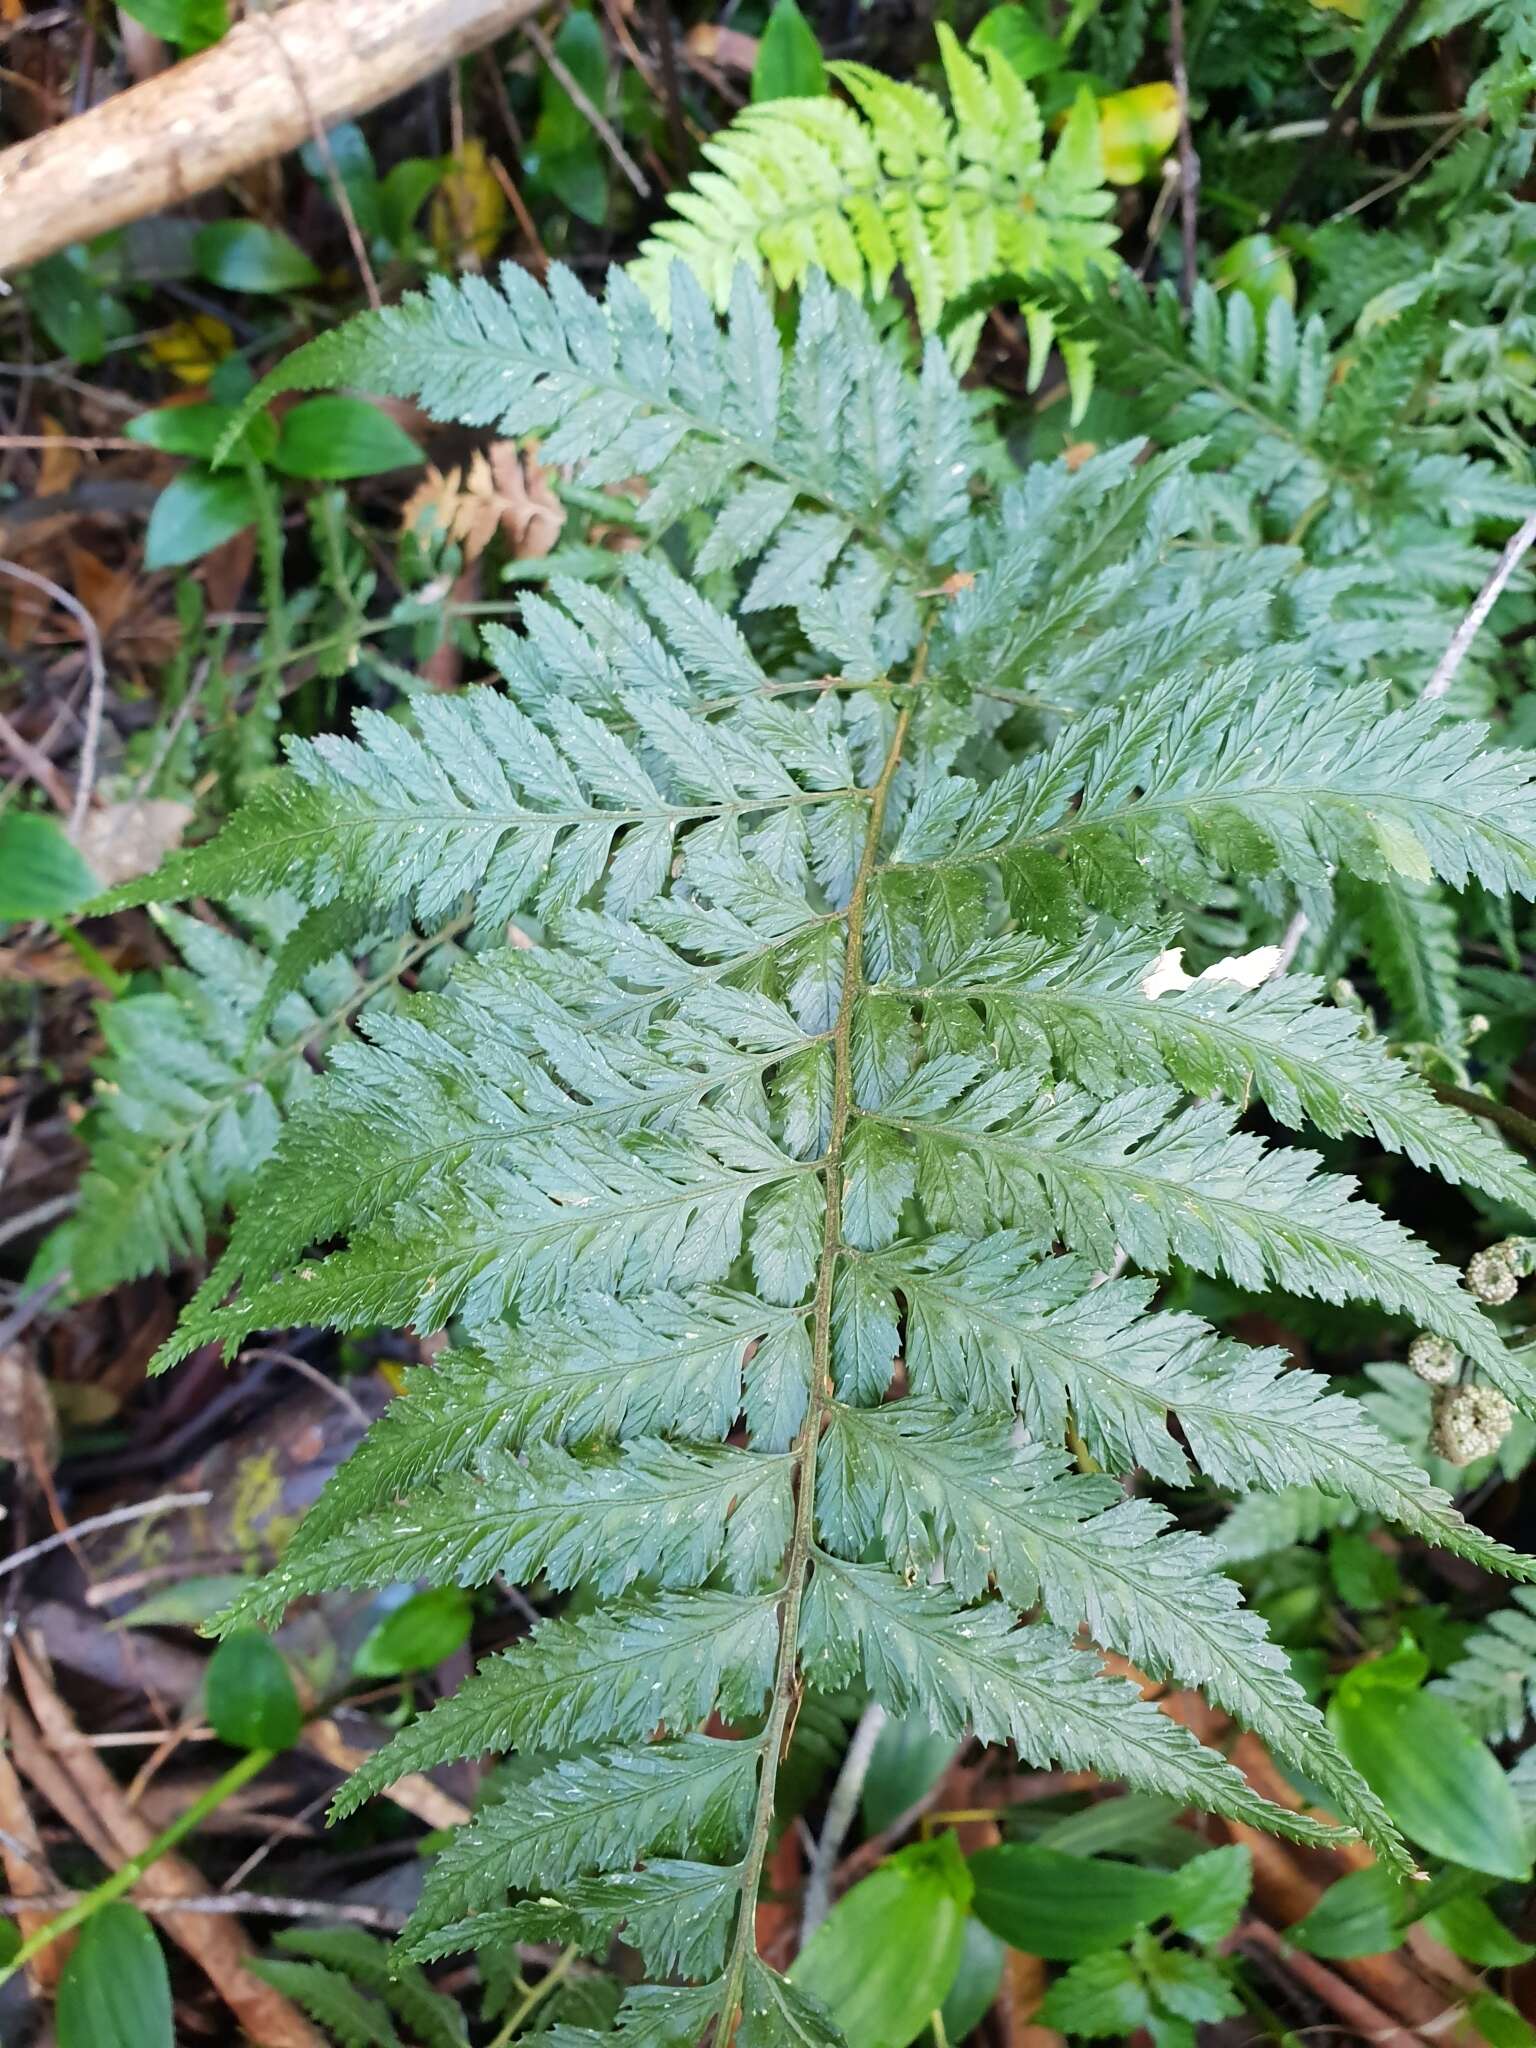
[100,265,1536,2043]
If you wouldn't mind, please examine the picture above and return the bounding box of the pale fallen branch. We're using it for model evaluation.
[0,0,544,275]
[1424,510,1536,701]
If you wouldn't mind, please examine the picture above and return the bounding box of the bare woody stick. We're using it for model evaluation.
[0,0,543,276]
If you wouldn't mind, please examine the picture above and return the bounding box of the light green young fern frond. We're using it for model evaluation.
[630,26,1116,400]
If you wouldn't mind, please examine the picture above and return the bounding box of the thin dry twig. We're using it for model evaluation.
[802,1702,886,1938]
[1266,0,1427,229]
[1167,0,1200,305]
[1424,510,1536,701]
[253,9,384,312]
[0,557,106,839]
[0,1889,409,1929]
[0,1490,212,1584]
[525,16,650,197]
[0,705,73,815]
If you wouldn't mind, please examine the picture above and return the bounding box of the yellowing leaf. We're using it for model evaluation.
[1097,81,1179,185]
[148,313,234,385]
[430,138,508,266]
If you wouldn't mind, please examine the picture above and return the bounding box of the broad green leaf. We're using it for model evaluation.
[353,1588,473,1677]
[1039,1949,1151,2036]
[1095,82,1180,185]
[861,1711,956,1835]
[527,10,609,225]
[968,1846,1168,1959]
[1468,1993,1536,2048]
[144,467,259,568]
[0,813,98,923]
[929,1917,1004,2045]
[1287,1865,1411,1959]
[271,397,422,480]
[118,0,227,48]
[1329,1684,1532,1880]
[205,1630,301,1751]
[57,1905,173,2048]
[791,1835,972,2048]
[24,250,131,364]
[126,401,276,463]
[1423,1893,1536,1966]
[1166,1844,1251,1943]
[752,0,827,102]
[970,5,1064,79]
[193,221,321,293]
[1213,233,1297,312]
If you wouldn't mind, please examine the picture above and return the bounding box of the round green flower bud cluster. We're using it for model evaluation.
[1467,1244,1520,1306]
[1407,1333,1460,1386]
[1431,1384,1515,1466]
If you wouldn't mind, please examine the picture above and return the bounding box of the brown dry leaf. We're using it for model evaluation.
[684,22,760,71]
[0,1343,60,1484]
[401,442,564,562]
[65,541,137,641]
[35,415,82,499]
[13,1639,327,2048]
[76,798,194,888]
[0,1741,67,1989]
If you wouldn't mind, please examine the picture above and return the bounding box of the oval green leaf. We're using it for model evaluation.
[1288,1865,1412,1959]
[969,1845,1169,1959]
[127,402,276,464]
[1329,1685,1532,1881]
[930,1916,1004,2045]
[118,0,227,50]
[353,1587,473,1678]
[861,1712,955,1837]
[144,468,259,569]
[1423,1892,1536,1967]
[271,396,422,480]
[193,221,321,294]
[791,1835,973,2048]
[205,1629,301,1751]
[56,1904,173,2048]
[0,812,98,923]
[751,0,826,102]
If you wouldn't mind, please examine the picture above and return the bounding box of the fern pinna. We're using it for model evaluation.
[104,265,1536,2044]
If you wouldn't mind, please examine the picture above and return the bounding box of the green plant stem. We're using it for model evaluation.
[488,1943,581,2044]
[715,689,915,2037]
[0,1744,273,1989]
[1430,1079,1536,1157]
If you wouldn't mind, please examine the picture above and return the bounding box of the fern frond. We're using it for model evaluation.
[328,1595,780,1816]
[263,1930,466,2048]
[888,929,1534,1210]
[816,1399,1394,1844]
[1432,1588,1536,1742]
[54,903,457,1295]
[800,1555,1373,1856]
[245,1959,402,2048]
[125,268,1536,2036]
[411,1736,758,1926]
[1351,874,1465,1053]
[631,28,1115,394]
[887,1245,1531,1576]
[210,265,977,601]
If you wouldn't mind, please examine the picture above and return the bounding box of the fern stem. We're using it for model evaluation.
[487,1943,581,2046]
[716,696,914,2039]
